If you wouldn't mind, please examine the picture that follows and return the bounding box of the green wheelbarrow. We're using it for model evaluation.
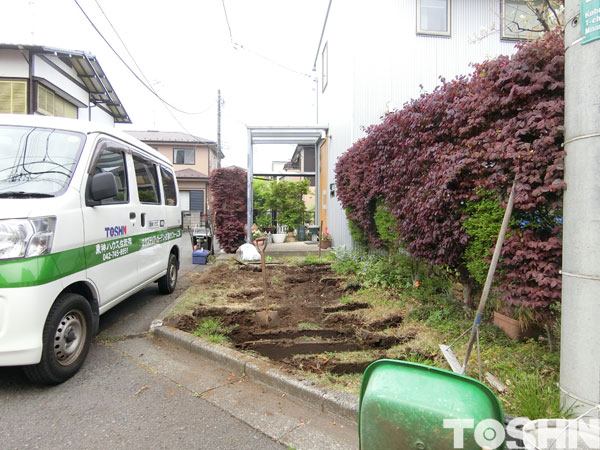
[359,360,505,450]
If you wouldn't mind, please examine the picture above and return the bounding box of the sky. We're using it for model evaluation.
[3,0,330,170]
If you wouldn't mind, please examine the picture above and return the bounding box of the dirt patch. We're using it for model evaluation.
[166,261,414,379]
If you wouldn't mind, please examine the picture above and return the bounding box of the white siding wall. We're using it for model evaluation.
[319,0,522,249]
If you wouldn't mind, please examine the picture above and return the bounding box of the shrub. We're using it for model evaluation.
[335,31,564,323]
[210,168,247,253]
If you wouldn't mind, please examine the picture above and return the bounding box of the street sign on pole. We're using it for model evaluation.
[581,0,600,44]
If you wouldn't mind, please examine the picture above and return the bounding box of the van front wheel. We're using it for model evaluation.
[23,293,92,385]
[158,253,178,294]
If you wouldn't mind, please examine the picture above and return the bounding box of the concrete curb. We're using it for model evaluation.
[151,324,359,424]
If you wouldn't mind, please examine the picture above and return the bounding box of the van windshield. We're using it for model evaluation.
[0,125,86,197]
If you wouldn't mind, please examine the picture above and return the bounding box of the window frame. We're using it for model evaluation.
[173,147,195,165]
[36,84,78,119]
[500,0,547,41]
[416,0,451,37]
[0,79,28,114]
[133,153,161,205]
[160,166,178,207]
[86,141,130,206]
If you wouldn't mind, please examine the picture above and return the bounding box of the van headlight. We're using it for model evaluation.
[0,217,56,260]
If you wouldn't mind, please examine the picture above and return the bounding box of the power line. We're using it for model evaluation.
[73,0,213,117]
[233,42,313,79]
[218,0,312,79]
[91,0,192,133]
[221,0,233,43]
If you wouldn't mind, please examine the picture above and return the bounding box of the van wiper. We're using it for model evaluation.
[0,191,55,198]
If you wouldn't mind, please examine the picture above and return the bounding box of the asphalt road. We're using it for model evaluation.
[0,243,284,450]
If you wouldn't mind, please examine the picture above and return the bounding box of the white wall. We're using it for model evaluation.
[318,0,522,249]
[34,55,89,105]
[0,50,29,77]
[0,48,118,126]
[90,106,116,125]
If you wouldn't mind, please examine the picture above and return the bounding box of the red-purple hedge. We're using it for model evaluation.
[209,168,247,253]
[335,31,564,322]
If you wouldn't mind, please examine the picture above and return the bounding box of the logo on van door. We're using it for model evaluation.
[105,225,127,237]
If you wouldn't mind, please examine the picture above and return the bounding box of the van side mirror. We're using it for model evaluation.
[89,172,118,203]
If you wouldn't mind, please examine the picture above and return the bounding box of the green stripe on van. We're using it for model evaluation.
[0,227,182,288]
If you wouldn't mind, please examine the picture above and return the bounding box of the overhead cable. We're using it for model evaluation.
[73,0,213,116]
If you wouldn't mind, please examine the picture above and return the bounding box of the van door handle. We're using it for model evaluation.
[141,213,146,227]
[129,212,136,220]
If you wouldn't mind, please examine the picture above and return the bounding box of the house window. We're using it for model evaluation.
[173,148,195,165]
[0,80,27,114]
[417,0,451,36]
[501,0,548,40]
[321,42,328,93]
[37,85,77,118]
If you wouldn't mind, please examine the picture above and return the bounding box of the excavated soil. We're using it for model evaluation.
[166,261,414,377]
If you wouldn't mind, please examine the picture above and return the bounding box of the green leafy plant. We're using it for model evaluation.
[253,178,274,229]
[462,189,504,286]
[193,317,231,344]
[269,179,310,231]
[298,322,320,330]
[374,199,401,253]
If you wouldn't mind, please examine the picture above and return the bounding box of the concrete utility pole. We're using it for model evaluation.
[561,0,600,417]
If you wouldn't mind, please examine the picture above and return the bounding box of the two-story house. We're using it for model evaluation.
[313,0,558,248]
[0,44,129,125]
[125,130,222,227]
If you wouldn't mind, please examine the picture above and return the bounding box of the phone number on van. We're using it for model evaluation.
[95,237,133,262]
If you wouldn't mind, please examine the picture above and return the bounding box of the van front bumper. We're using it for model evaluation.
[0,284,59,366]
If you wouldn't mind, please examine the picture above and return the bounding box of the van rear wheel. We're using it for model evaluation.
[158,253,178,294]
[23,293,92,385]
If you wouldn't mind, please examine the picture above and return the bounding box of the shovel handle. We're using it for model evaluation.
[255,236,268,253]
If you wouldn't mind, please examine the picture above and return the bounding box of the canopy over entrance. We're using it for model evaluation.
[246,125,328,242]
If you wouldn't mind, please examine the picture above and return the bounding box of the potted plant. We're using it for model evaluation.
[319,228,332,249]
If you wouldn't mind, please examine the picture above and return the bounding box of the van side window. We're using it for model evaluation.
[160,166,177,206]
[133,154,161,204]
[92,148,129,204]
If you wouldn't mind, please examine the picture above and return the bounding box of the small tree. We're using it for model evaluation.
[269,179,310,231]
[210,168,247,253]
[253,178,273,229]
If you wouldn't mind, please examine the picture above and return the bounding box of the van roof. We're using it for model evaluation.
[0,114,171,166]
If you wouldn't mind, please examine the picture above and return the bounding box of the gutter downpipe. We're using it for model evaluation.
[247,129,253,243]
[560,0,600,417]
[28,50,35,114]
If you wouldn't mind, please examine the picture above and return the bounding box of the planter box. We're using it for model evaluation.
[272,233,286,244]
[493,312,540,340]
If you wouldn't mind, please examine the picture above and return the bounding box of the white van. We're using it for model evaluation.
[0,115,183,384]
